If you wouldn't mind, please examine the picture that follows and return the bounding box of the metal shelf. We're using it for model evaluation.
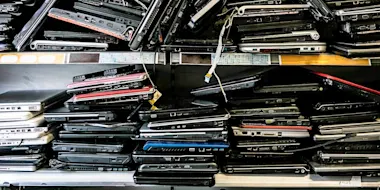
[215,174,380,188]
[0,51,380,66]
[0,52,166,65]
[170,52,377,66]
[1,169,380,187]
[0,169,135,187]
[0,51,377,65]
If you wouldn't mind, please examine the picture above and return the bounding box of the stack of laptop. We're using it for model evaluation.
[0,89,67,171]
[224,88,318,175]
[234,3,329,54]
[128,0,234,51]
[12,0,145,51]
[330,2,380,57]
[306,72,380,176]
[46,66,154,171]
[132,100,228,186]
[0,0,43,51]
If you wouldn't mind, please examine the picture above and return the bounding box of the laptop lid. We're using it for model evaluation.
[0,89,66,112]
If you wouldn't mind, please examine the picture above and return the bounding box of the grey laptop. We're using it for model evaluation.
[0,90,67,112]
[239,42,326,53]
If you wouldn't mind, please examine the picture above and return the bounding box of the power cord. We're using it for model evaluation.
[205,8,237,83]
[140,48,156,88]
[204,8,237,103]
[285,133,357,153]
[134,0,148,10]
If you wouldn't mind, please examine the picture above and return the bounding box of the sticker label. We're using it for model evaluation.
[149,90,162,106]
[211,53,271,65]
[339,176,361,187]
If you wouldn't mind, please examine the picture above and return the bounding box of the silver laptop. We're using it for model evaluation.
[0,89,66,112]
[335,4,380,16]
[140,123,225,133]
[239,42,326,53]
[310,161,380,174]
[0,133,54,147]
[331,44,380,57]
[230,106,300,117]
[237,4,310,15]
[0,111,42,122]
[319,121,380,135]
[232,126,311,138]
[319,151,380,161]
[147,114,230,129]
[314,131,380,142]
[337,41,380,47]
[0,114,44,125]
[0,127,53,140]
[241,30,320,42]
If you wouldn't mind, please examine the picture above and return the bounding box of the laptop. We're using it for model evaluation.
[67,72,147,89]
[253,83,324,94]
[314,131,380,142]
[57,152,132,165]
[50,159,133,171]
[309,161,380,176]
[319,121,380,135]
[65,97,141,111]
[62,122,139,133]
[146,114,230,129]
[191,76,261,96]
[138,105,218,121]
[138,163,219,174]
[0,112,43,122]
[236,139,301,152]
[0,154,46,164]
[0,158,46,171]
[52,140,124,153]
[237,20,315,34]
[241,30,320,43]
[72,86,155,103]
[230,106,301,118]
[0,133,54,147]
[237,4,310,15]
[140,122,226,133]
[143,141,229,152]
[0,89,67,112]
[239,42,327,53]
[223,162,309,174]
[138,130,228,142]
[44,107,116,122]
[310,111,379,125]
[0,127,55,140]
[232,125,311,138]
[313,71,380,102]
[59,131,135,139]
[331,44,380,58]
[0,114,44,128]
[335,4,380,21]
[317,151,380,164]
[134,172,215,186]
[0,144,46,154]
[133,149,215,164]
[313,101,379,112]
[327,0,380,9]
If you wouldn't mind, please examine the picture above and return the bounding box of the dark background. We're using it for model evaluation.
[1,64,379,96]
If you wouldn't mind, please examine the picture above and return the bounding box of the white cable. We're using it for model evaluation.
[203,9,237,103]
[214,72,228,103]
[217,7,235,17]
[140,48,156,87]
[205,8,237,83]
[134,0,148,10]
